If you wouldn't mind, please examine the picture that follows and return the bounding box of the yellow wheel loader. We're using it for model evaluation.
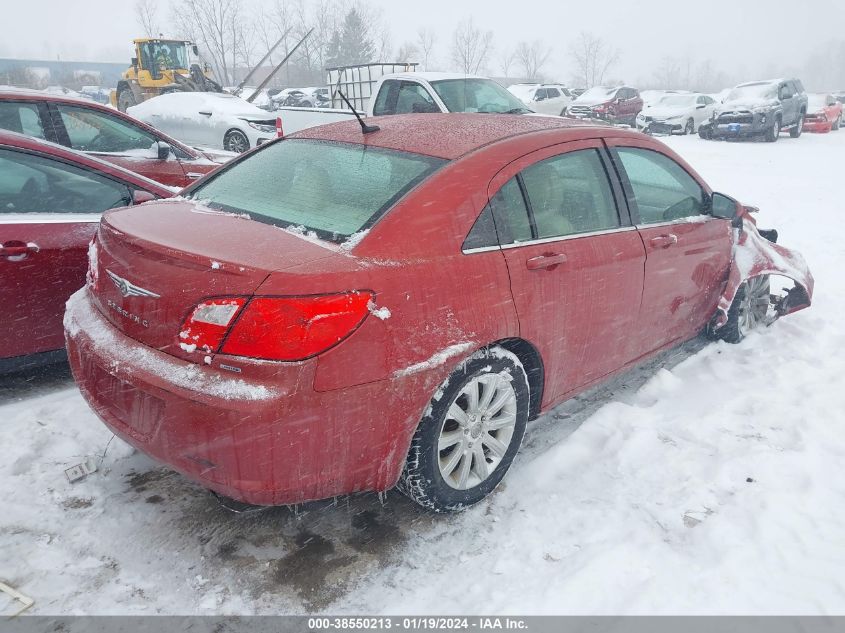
[112,38,223,111]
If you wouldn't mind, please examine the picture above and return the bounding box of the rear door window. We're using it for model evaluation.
[613,147,706,223]
[55,105,159,154]
[520,149,620,238]
[187,139,445,241]
[0,102,46,139]
[0,147,132,213]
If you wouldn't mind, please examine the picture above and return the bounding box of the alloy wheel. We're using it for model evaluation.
[738,276,771,336]
[437,373,518,490]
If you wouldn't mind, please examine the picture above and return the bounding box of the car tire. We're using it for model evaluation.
[396,346,530,513]
[718,276,771,343]
[789,114,804,138]
[223,129,250,153]
[764,116,780,142]
[699,125,712,140]
[833,114,841,131]
[117,90,136,112]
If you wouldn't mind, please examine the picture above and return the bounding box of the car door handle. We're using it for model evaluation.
[198,111,212,116]
[649,234,678,249]
[526,253,567,270]
[1,241,39,260]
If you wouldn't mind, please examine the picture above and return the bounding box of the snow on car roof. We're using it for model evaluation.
[293,112,611,160]
[383,72,486,83]
[128,91,271,119]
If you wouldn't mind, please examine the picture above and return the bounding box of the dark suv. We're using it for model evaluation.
[700,78,808,142]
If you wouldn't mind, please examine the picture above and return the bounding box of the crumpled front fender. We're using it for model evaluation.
[712,220,814,329]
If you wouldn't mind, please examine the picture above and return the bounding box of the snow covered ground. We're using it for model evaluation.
[2,130,845,615]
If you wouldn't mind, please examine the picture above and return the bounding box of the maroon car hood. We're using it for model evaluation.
[90,199,339,356]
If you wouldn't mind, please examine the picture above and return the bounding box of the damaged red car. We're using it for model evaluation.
[64,114,813,512]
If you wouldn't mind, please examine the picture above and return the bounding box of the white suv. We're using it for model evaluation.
[508,83,573,116]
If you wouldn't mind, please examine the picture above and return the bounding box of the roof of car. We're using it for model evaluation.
[0,129,172,195]
[293,112,616,160]
[384,72,485,83]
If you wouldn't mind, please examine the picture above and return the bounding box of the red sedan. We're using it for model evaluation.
[64,114,813,512]
[0,89,221,188]
[803,93,843,133]
[0,130,172,373]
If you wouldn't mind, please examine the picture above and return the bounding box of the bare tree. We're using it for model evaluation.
[172,0,243,85]
[499,48,517,78]
[515,40,552,81]
[416,27,436,70]
[450,18,494,75]
[135,0,159,38]
[397,41,419,63]
[569,31,619,88]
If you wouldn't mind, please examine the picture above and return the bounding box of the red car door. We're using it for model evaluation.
[606,140,732,355]
[489,140,646,404]
[0,147,138,362]
[49,103,193,188]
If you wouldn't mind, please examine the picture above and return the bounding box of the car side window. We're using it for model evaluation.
[394,82,438,114]
[779,84,793,100]
[614,147,706,223]
[372,80,399,115]
[547,88,560,99]
[56,105,158,154]
[0,147,132,214]
[520,149,619,239]
[0,102,46,139]
[463,177,532,250]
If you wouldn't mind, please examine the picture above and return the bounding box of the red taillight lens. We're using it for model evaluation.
[221,291,373,361]
[180,297,247,352]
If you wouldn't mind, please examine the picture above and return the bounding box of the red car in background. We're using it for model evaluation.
[0,131,172,373]
[65,114,813,513]
[803,93,843,133]
[0,89,221,188]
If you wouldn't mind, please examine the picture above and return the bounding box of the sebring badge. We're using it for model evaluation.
[106,270,160,299]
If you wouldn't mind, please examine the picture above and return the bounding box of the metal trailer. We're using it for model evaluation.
[326,62,418,111]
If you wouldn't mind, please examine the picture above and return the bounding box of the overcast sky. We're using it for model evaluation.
[2,0,843,86]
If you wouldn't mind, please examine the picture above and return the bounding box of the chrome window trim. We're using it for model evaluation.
[633,215,713,229]
[0,213,102,224]
[462,225,638,254]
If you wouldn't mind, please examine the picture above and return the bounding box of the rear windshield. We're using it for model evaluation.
[186,139,446,242]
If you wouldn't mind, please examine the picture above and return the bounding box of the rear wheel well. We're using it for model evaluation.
[489,338,544,420]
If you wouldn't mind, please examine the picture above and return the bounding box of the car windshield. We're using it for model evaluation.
[808,94,827,109]
[430,79,531,113]
[659,95,697,107]
[727,83,777,102]
[186,139,446,242]
[576,86,618,101]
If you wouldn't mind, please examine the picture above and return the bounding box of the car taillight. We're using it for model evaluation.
[179,292,373,361]
[222,292,373,361]
[180,298,247,352]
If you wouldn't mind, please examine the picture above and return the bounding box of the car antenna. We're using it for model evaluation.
[337,89,380,134]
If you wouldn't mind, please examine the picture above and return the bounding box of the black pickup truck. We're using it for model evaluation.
[700,79,808,142]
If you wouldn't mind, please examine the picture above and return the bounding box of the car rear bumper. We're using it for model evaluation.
[803,119,831,132]
[64,289,400,506]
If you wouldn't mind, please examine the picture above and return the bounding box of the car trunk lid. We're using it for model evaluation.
[89,199,339,358]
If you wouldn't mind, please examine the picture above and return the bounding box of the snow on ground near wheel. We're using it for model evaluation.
[2,131,845,615]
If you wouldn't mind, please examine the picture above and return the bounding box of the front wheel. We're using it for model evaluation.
[223,129,250,153]
[789,115,804,138]
[764,117,780,142]
[718,276,771,343]
[117,90,136,112]
[397,347,530,512]
[833,114,841,131]
[684,118,695,135]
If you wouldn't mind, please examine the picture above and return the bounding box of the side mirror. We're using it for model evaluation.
[192,45,199,56]
[710,192,740,220]
[133,190,157,205]
[155,141,172,160]
[535,93,546,101]
[696,103,706,109]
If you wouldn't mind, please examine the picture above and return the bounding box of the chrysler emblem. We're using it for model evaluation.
[106,270,160,299]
